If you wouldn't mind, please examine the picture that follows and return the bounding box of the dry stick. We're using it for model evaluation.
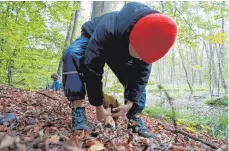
[158,121,219,150]
[102,126,132,150]
[104,133,127,143]
[0,95,12,98]
[157,85,219,150]
[158,85,178,148]
[104,132,131,147]
[103,134,119,151]
[36,91,60,101]
[174,129,218,149]
[91,123,113,147]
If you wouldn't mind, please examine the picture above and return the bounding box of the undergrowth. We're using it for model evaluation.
[205,96,228,106]
[143,106,228,139]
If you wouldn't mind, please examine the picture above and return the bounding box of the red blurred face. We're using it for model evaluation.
[129,43,142,60]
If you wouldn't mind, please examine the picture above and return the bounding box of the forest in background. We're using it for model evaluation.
[0,1,228,97]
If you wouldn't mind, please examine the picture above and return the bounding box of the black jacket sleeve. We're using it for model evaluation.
[82,24,111,106]
[124,60,152,103]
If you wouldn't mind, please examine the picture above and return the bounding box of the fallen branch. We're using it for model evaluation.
[157,85,219,149]
[158,122,219,149]
[0,95,12,98]
[158,85,178,145]
[36,91,60,101]
[104,133,127,144]
[173,129,218,149]
[103,134,119,151]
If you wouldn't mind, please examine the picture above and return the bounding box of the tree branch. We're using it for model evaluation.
[173,1,208,48]
[36,91,61,101]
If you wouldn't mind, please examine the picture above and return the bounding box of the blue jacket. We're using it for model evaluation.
[51,80,62,91]
[80,2,159,106]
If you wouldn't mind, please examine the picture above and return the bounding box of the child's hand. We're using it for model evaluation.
[104,108,116,128]
[112,101,133,117]
[96,105,111,122]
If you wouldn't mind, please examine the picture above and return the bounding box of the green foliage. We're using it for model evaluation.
[0,1,80,89]
[144,2,228,95]
[211,115,228,138]
[143,106,228,139]
[192,64,202,71]
[203,32,227,44]
[0,1,228,92]
[205,96,228,106]
[143,106,175,118]
[103,65,124,94]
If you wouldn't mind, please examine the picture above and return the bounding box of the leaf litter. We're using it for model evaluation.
[0,86,228,151]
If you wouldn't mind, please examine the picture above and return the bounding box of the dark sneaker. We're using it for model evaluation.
[128,116,154,138]
[72,107,90,131]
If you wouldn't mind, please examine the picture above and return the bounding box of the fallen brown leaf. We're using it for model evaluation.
[0,86,227,151]
[88,144,105,151]
[49,135,60,143]
[172,146,185,151]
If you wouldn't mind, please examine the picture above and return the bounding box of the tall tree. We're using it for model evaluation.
[0,2,80,89]
[57,2,80,76]
[90,1,112,88]
[91,1,112,19]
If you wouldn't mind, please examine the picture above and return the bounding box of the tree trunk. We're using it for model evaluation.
[215,44,221,96]
[220,19,225,68]
[219,18,228,93]
[191,48,195,85]
[216,44,228,94]
[57,2,80,76]
[178,46,193,93]
[193,48,202,86]
[160,1,164,13]
[7,50,16,85]
[198,43,204,86]
[7,60,12,85]
[211,44,218,87]
[205,42,213,97]
[124,1,129,5]
[91,1,112,19]
[170,50,173,84]
[90,1,112,86]
[57,22,73,76]
[162,58,165,84]
[209,58,213,97]
[171,49,175,87]
[157,62,161,84]
[70,10,80,43]
[219,46,228,93]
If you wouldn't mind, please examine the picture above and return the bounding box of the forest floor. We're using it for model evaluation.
[146,90,228,118]
[0,86,228,151]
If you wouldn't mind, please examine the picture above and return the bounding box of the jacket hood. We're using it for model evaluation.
[116,2,160,36]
